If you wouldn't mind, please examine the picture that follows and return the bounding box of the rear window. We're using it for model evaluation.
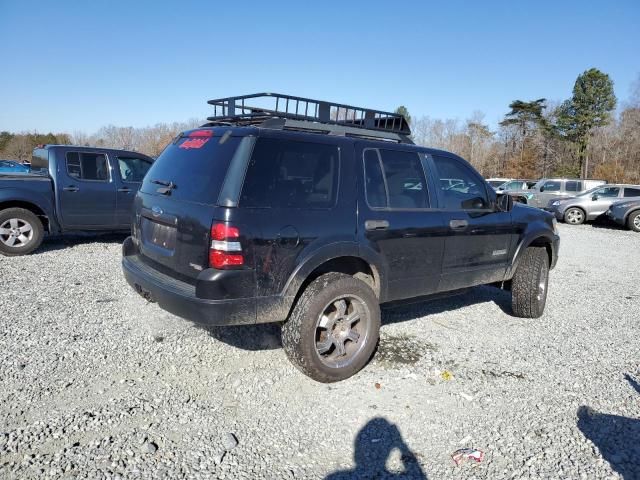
[624,187,640,198]
[140,131,241,204]
[240,137,339,209]
[32,148,49,170]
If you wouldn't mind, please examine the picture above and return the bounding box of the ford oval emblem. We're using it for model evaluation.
[151,206,163,217]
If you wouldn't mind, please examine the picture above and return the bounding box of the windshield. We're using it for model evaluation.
[487,180,506,187]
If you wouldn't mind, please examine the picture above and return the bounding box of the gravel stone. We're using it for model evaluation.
[0,226,639,479]
[223,433,238,451]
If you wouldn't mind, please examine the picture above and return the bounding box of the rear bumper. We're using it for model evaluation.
[122,237,256,326]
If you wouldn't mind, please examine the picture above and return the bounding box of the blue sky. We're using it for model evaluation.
[1,0,638,133]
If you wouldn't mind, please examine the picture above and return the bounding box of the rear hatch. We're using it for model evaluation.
[133,128,253,282]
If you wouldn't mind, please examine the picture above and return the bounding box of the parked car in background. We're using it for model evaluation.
[0,145,153,256]
[508,178,606,208]
[547,184,640,225]
[122,93,560,383]
[0,160,30,174]
[495,179,537,193]
[486,177,511,189]
[607,199,640,232]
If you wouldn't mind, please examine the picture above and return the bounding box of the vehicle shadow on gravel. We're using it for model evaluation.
[325,417,427,479]
[203,286,512,351]
[577,375,640,479]
[37,232,129,254]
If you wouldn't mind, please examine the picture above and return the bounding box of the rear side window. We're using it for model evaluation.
[541,180,561,192]
[140,131,241,204]
[432,155,489,210]
[118,156,153,183]
[66,152,109,181]
[240,138,339,209]
[565,181,581,192]
[624,187,640,198]
[363,149,429,209]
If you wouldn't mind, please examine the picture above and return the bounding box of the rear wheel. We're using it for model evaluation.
[564,207,585,225]
[627,211,640,232]
[281,272,380,383]
[511,247,549,318]
[0,208,44,256]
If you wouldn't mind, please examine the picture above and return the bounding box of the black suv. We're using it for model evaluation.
[122,93,559,382]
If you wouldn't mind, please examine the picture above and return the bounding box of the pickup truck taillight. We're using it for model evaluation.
[209,223,244,269]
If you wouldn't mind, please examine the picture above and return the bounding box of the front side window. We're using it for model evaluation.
[240,138,339,209]
[118,156,153,183]
[623,187,640,198]
[565,181,582,192]
[594,186,620,198]
[66,152,109,181]
[432,155,489,210]
[541,180,561,192]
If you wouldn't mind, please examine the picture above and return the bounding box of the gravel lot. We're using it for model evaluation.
[1,223,639,479]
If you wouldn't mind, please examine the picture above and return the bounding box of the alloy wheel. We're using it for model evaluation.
[0,218,33,248]
[314,295,371,369]
[566,209,584,225]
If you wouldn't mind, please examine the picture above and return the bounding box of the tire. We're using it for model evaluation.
[511,247,549,318]
[281,272,381,383]
[564,207,585,225]
[627,211,640,232]
[0,208,44,256]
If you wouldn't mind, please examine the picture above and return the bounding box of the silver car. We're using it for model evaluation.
[509,178,606,209]
[548,184,640,225]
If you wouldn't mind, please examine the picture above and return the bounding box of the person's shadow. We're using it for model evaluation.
[577,374,640,479]
[325,417,427,479]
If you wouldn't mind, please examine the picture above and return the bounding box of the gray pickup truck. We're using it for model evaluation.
[508,178,606,208]
[0,145,153,256]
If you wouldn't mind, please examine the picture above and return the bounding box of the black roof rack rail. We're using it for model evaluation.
[203,93,413,144]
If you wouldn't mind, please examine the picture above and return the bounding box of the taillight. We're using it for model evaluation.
[209,222,244,269]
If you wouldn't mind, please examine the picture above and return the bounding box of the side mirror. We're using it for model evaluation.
[496,194,514,212]
[592,194,599,201]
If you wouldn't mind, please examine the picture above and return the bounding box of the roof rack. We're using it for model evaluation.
[203,93,413,144]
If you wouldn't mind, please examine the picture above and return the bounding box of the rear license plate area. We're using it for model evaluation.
[141,217,177,251]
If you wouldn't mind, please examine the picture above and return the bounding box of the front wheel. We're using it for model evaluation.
[564,207,585,225]
[0,208,44,256]
[281,272,380,383]
[511,247,549,318]
[627,211,640,232]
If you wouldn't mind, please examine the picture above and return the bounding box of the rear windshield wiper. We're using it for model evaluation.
[151,179,176,195]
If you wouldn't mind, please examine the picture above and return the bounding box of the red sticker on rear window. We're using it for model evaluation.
[179,137,210,150]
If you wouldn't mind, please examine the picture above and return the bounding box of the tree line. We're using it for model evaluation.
[1,68,638,183]
[402,69,640,183]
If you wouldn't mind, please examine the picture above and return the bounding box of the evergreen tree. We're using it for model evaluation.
[556,68,616,178]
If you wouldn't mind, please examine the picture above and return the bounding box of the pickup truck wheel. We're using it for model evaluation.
[627,211,640,232]
[282,272,380,383]
[0,208,44,256]
[511,246,549,318]
[564,207,585,225]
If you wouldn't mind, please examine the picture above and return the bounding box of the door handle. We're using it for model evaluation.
[449,219,469,230]
[365,220,390,231]
[63,186,79,192]
[118,187,132,193]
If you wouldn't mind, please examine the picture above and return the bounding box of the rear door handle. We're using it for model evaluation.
[365,220,389,231]
[118,187,132,193]
[449,219,469,230]
[63,186,79,192]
